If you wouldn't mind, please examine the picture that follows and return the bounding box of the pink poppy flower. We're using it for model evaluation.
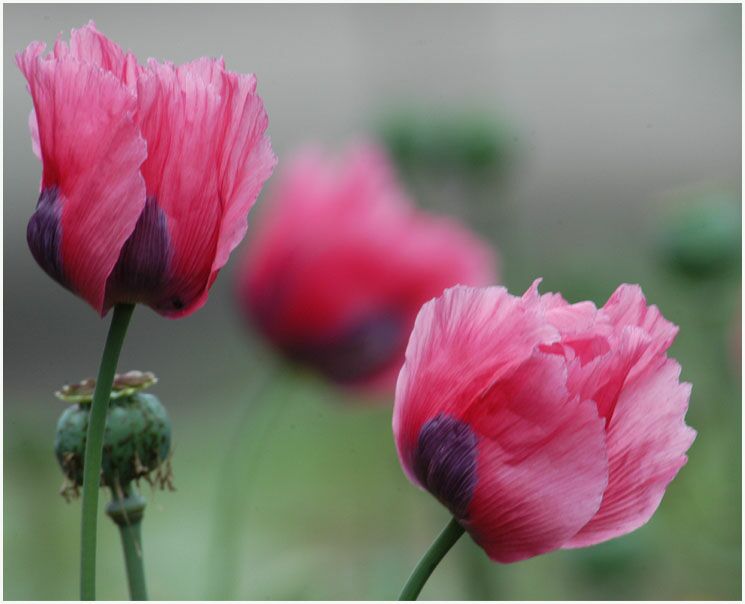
[16,21,276,318]
[393,280,695,562]
[237,143,497,391]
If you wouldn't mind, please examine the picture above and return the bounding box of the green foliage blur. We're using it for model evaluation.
[377,107,517,182]
[5,105,741,600]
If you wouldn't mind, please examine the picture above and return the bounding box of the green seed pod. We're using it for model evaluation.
[376,107,516,180]
[54,371,172,496]
[658,193,741,279]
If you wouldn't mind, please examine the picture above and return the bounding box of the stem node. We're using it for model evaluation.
[107,485,148,600]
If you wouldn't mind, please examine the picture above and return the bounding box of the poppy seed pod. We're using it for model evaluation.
[657,193,740,279]
[54,371,172,497]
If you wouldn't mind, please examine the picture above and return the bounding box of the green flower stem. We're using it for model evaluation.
[118,520,147,600]
[107,487,148,600]
[80,303,135,600]
[206,354,286,599]
[399,517,465,601]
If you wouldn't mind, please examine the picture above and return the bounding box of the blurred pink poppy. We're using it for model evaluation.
[394,280,695,562]
[16,21,276,318]
[237,143,497,391]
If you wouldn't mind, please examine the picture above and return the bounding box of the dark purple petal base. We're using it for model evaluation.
[413,413,478,519]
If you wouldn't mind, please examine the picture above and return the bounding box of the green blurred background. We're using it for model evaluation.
[4,4,741,600]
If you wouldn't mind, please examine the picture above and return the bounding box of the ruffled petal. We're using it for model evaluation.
[525,280,612,364]
[16,43,147,314]
[565,358,695,547]
[462,352,609,562]
[394,284,559,486]
[601,284,679,378]
[208,70,277,280]
[63,20,141,89]
[132,58,274,317]
[566,326,650,423]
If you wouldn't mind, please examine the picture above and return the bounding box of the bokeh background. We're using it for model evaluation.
[4,3,741,600]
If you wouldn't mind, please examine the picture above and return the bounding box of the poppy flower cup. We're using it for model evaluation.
[16,22,276,599]
[238,144,498,392]
[394,281,695,594]
[17,21,276,318]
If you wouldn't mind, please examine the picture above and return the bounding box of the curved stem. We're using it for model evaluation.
[107,486,148,600]
[206,354,285,599]
[399,517,465,601]
[80,303,135,600]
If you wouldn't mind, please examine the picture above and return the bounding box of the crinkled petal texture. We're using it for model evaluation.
[17,21,276,317]
[394,286,609,562]
[128,58,276,316]
[239,144,497,390]
[562,285,696,547]
[393,282,695,562]
[17,40,147,313]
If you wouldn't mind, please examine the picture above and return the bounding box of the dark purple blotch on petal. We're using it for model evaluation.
[285,311,405,384]
[27,186,66,286]
[106,196,170,304]
[413,414,478,519]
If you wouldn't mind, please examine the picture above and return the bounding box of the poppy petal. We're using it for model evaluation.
[565,358,695,548]
[601,284,679,378]
[16,44,147,314]
[133,59,275,317]
[394,285,560,484]
[462,352,609,563]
